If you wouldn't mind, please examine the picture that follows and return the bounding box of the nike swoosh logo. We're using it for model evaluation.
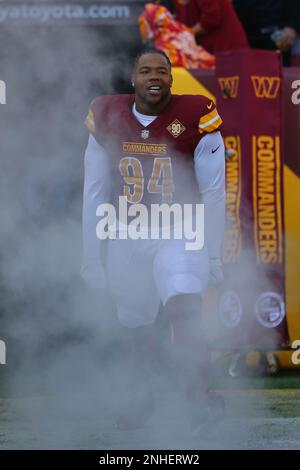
[212,145,220,154]
[207,102,213,110]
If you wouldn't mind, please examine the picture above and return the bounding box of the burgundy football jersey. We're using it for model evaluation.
[85,94,222,208]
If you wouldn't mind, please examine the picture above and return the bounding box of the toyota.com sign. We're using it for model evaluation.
[0,0,147,25]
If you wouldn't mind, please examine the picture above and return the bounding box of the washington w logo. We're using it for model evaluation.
[251,76,280,99]
[0,80,6,104]
[218,76,239,99]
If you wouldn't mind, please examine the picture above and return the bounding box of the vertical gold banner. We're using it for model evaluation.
[223,136,242,264]
[252,135,283,264]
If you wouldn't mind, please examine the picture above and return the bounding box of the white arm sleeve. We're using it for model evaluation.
[81,134,112,281]
[194,131,226,260]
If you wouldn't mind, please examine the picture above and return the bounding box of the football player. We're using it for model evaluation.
[82,49,225,433]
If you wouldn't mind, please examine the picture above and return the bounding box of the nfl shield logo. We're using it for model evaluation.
[141,129,149,139]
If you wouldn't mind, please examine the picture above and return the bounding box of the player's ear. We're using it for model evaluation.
[170,74,173,88]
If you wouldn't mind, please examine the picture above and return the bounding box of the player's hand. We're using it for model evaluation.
[209,258,224,286]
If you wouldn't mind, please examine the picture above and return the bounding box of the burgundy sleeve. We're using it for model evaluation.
[196,0,222,31]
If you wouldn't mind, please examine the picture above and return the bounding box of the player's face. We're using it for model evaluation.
[133,53,173,113]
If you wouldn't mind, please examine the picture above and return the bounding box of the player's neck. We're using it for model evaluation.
[134,94,172,116]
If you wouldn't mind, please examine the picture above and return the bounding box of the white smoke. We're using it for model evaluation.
[0,0,296,451]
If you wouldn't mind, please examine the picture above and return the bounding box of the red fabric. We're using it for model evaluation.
[173,0,249,54]
[139,4,215,69]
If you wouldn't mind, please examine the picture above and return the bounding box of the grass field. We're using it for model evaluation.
[0,372,299,450]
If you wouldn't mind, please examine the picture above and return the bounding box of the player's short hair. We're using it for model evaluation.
[133,48,172,71]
